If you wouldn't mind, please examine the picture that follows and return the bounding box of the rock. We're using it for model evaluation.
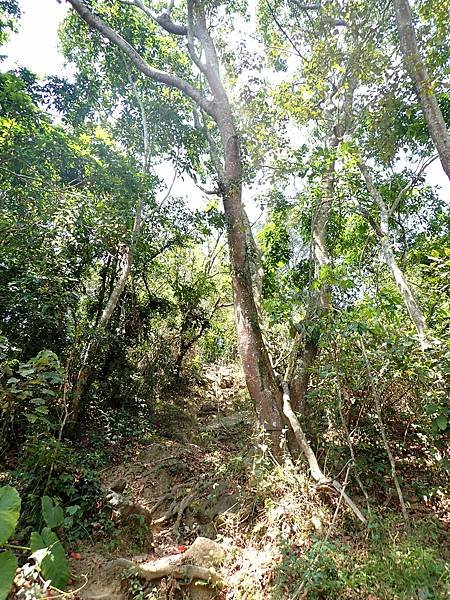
[207,412,253,431]
[184,537,226,568]
[208,493,239,521]
[310,515,324,535]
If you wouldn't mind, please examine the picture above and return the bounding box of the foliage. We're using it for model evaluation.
[0,1,449,598]
[0,486,69,598]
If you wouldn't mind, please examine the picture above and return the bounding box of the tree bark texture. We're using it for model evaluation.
[218,107,284,451]
[393,0,450,181]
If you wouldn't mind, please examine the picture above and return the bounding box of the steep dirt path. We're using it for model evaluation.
[69,366,255,600]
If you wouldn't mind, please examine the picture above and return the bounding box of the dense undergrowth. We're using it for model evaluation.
[1,360,448,599]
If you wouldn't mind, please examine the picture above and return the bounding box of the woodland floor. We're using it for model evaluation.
[64,365,449,600]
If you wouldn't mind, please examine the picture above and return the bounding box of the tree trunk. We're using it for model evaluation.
[310,135,337,310]
[379,211,430,350]
[217,107,285,454]
[289,133,337,412]
[393,0,450,181]
[71,200,143,421]
[98,200,142,326]
[358,160,431,350]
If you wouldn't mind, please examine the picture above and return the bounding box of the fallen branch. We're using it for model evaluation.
[281,381,367,524]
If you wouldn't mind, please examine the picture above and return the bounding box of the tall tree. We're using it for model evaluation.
[63,0,286,452]
[393,0,450,181]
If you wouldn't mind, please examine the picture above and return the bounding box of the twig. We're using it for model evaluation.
[292,463,352,599]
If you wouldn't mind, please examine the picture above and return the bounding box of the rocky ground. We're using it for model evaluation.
[65,365,449,600]
[68,365,264,599]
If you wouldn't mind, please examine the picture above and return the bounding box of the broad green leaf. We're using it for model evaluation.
[0,550,17,600]
[30,528,69,589]
[435,415,448,431]
[41,496,64,529]
[0,486,21,545]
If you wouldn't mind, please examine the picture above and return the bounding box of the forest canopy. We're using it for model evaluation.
[0,1,449,599]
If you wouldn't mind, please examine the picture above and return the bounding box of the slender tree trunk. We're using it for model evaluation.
[290,133,337,412]
[358,160,431,350]
[98,201,142,326]
[310,135,338,310]
[217,108,285,453]
[393,0,450,181]
[71,202,143,421]
[379,211,429,349]
[360,338,409,527]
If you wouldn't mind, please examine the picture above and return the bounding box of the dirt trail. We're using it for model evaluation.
[69,365,255,600]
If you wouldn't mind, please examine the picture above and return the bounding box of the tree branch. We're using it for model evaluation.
[186,0,208,74]
[388,153,438,216]
[65,0,216,118]
[126,0,189,36]
[358,159,388,214]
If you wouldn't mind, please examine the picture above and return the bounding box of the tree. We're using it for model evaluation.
[393,0,450,182]
[63,0,287,453]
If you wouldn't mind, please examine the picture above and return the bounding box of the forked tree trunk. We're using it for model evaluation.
[393,0,450,181]
[65,0,285,455]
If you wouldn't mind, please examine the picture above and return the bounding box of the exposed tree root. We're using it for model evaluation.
[108,557,222,586]
[151,480,211,536]
[106,538,225,589]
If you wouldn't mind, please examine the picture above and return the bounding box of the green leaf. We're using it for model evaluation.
[30,528,69,589]
[0,486,21,545]
[0,550,17,600]
[41,496,64,529]
[435,415,448,431]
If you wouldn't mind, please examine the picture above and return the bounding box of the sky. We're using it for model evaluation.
[2,0,69,76]
[2,0,448,208]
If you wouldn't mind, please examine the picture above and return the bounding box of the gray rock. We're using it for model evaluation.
[183,536,226,567]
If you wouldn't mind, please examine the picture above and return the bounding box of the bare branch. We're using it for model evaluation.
[65,0,216,118]
[358,160,388,214]
[187,0,208,74]
[388,153,439,216]
[129,0,188,36]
